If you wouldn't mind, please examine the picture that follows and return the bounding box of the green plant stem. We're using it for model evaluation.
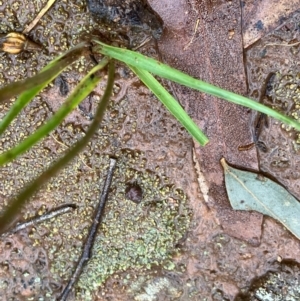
[0,57,109,167]
[0,43,90,135]
[0,42,89,103]
[130,66,209,146]
[0,60,115,234]
[0,85,45,136]
[94,41,300,132]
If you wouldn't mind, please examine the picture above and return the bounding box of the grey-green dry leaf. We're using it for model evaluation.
[221,158,300,240]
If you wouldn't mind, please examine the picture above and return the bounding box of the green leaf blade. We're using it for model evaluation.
[0,60,116,233]
[0,58,109,166]
[0,42,89,104]
[94,41,300,132]
[0,43,90,136]
[221,158,300,240]
[129,66,209,146]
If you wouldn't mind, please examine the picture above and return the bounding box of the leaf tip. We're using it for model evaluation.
[202,137,209,146]
[220,157,228,171]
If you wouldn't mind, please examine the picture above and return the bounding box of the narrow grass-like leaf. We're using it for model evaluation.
[0,57,109,166]
[0,85,46,136]
[0,60,115,233]
[94,41,300,132]
[0,42,89,103]
[221,158,300,240]
[130,66,209,145]
[0,43,89,135]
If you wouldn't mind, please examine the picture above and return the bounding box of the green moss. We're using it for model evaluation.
[262,71,300,143]
[74,150,190,299]
[18,145,190,300]
[0,2,192,300]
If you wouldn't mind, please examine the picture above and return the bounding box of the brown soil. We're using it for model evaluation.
[0,1,299,301]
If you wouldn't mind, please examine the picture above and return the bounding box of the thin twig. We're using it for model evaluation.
[23,0,57,35]
[184,18,200,50]
[133,37,152,51]
[264,41,300,47]
[2,204,76,236]
[58,157,117,301]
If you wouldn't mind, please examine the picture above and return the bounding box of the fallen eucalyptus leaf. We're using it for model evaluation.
[221,158,300,240]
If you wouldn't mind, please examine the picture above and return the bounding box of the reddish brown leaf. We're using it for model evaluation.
[242,0,300,48]
[151,0,262,243]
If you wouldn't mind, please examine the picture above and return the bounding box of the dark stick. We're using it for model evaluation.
[253,112,267,143]
[238,113,268,152]
[58,157,117,301]
[239,73,273,152]
[253,72,275,142]
[2,204,76,236]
